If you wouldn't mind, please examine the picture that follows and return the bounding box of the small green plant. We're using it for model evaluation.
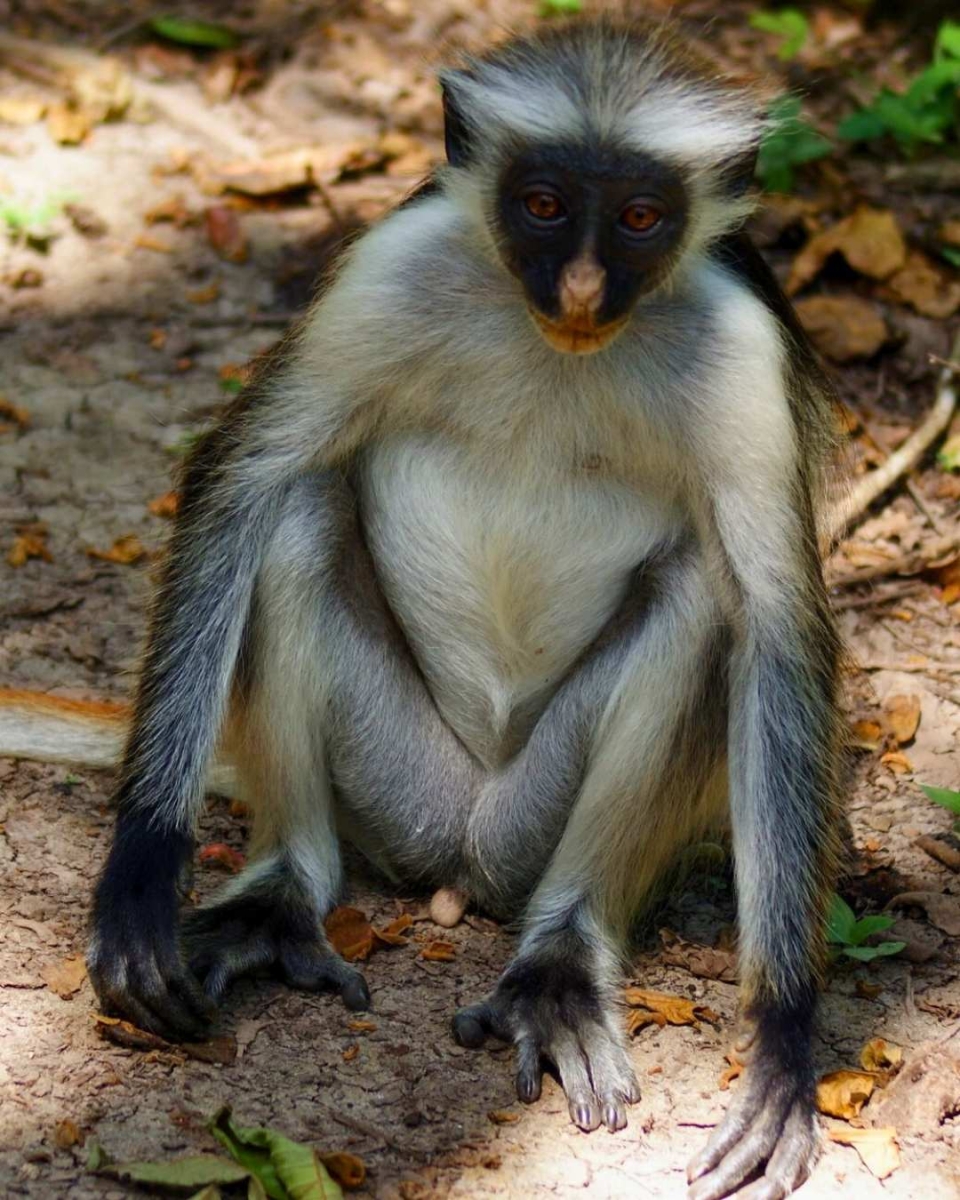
[149,16,238,49]
[920,783,960,833]
[0,193,68,246]
[539,0,582,15]
[749,9,809,61]
[756,95,831,193]
[826,894,905,962]
[838,20,960,151]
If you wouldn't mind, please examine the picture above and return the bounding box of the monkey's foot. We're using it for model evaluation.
[452,940,640,1132]
[182,875,370,1013]
[687,1009,819,1200]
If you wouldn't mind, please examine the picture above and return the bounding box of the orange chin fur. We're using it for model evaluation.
[531,311,628,355]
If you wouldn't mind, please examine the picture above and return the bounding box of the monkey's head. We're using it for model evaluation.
[440,20,769,355]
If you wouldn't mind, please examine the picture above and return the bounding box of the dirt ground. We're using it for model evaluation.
[1,2,959,1198]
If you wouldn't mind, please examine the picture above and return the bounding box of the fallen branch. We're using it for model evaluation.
[826,331,960,546]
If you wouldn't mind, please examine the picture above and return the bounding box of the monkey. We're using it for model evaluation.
[0,18,845,1200]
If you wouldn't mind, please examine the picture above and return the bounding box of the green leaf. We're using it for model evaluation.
[841,941,906,962]
[920,783,960,815]
[837,109,888,142]
[935,19,960,62]
[756,95,831,192]
[937,435,960,470]
[219,375,244,394]
[749,9,809,61]
[95,1154,249,1192]
[150,16,238,48]
[538,0,582,15]
[825,893,858,945]
[210,1108,342,1200]
[941,246,960,269]
[850,914,897,944]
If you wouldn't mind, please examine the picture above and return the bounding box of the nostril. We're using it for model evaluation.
[560,257,606,315]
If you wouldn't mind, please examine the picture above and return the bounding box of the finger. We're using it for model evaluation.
[453,1000,501,1049]
[579,1025,640,1129]
[736,1104,818,1200]
[688,1106,783,1200]
[515,1035,542,1104]
[551,1030,601,1132]
[280,944,371,1012]
[687,1082,766,1182]
[132,963,210,1041]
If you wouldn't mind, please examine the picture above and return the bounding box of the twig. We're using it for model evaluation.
[826,331,960,545]
[905,477,945,535]
[830,581,923,611]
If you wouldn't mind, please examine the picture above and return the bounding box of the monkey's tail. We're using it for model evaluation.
[0,688,241,796]
[0,688,129,769]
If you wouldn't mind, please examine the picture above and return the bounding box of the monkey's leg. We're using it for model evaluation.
[183,471,481,1007]
[455,549,727,1134]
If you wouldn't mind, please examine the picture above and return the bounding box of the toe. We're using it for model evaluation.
[515,1036,542,1103]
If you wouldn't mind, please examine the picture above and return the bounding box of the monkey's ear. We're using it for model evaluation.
[440,74,474,167]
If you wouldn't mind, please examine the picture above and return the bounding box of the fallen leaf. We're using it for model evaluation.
[373,913,413,946]
[8,267,43,289]
[855,979,883,1000]
[816,1069,876,1119]
[420,941,456,962]
[54,1119,82,1149]
[788,207,907,294]
[342,1043,359,1062]
[187,282,220,304]
[881,694,921,745]
[827,1126,901,1179]
[880,750,912,774]
[887,891,960,936]
[8,529,52,567]
[94,1153,249,1190]
[41,955,86,999]
[887,252,960,319]
[942,220,960,247]
[205,205,247,262]
[210,1106,342,1199]
[860,1038,903,1079]
[624,987,720,1033]
[658,928,738,983]
[319,1151,365,1190]
[0,96,46,124]
[86,535,147,565]
[47,104,91,145]
[134,233,173,253]
[144,194,197,228]
[347,1019,377,1033]
[851,719,883,751]
[148,491,180,518]
[93,1014,236,1064]
[794,295,887,363]
[149,328,167,350]
[325,906,374,962]
[198,842,246,873]
[719,1051,744,1091]
[487,1110,522,1124]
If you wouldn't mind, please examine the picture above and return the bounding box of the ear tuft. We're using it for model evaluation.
[440,73,474,167]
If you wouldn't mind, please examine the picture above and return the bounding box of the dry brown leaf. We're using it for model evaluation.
[658,928,737,983]
[816,1069,876,1119]
[787,207,907,294]
[887,252,960,319]
[888,890,960,936]
[881,694,921,745]
[342,1043,360,1062]
[148,491,180,518]
[794,295,887,363]
[420,940,456,962]
[144,195,197,228]
[135,233,172,253]
[198,842,245,873]
[186,282,220,305]
[487,1110,522,1124]
[320,1151,366,1190]
[325,906,374,962]
[855,979,884,1001]
[373,912,413,946]
[941,220,960,247]
[92,1014,236,1063]
[86,535,147,565]
[53,1118,81,1149]
[41,955,86,999]
[47,104,91,145]
[860,1038,903,1078]
[624,987,720,1034]
[347,1019,377,1032]
[827,1126,901,1179]
[719,1051,744,1091]
[850,719,883,751]
[205,205,247,263]
[7,528,52,567]
[0,96,46,125]
[880,750,912,774]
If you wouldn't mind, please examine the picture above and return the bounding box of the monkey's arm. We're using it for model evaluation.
[686,270,841,1200]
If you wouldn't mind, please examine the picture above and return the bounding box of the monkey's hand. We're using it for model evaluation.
[452,943,640,1133]
[686,1008,819,1200]
[87,835,214,1040]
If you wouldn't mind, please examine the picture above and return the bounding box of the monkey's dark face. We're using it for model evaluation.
[495,145,689,354]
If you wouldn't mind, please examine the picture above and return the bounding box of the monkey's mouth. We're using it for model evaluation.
[530,311,628,355]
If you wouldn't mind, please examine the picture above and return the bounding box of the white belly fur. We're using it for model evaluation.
[360,433,680,767]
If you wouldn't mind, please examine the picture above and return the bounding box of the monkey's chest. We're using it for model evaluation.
[359,436,677,767]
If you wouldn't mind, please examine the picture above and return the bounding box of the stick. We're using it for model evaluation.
[825,332,960,545]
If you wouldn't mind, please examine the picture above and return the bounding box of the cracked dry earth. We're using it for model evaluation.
[2,6,960,1200]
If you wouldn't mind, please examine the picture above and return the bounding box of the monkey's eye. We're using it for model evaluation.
[619,200,664,236]
[521,188,567,225]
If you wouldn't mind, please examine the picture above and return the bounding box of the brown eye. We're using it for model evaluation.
[523,189,566,223]
[620,201,663,235]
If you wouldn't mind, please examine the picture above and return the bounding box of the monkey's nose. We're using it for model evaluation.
[559,256,606,320]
